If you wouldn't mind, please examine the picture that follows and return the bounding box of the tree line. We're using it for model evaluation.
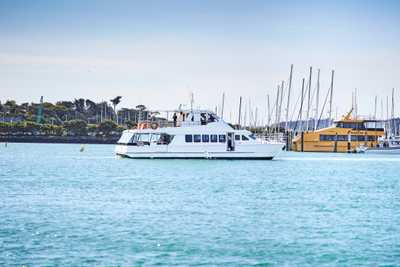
[0,97,147,136]
[0,120,125,137]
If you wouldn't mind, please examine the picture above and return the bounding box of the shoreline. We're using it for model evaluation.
[0,135,118,144]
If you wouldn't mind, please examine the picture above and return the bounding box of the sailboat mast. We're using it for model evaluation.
[243,98,247,127]
[392,88,395,136]
[255,107,258,127]
[238,96,242,127]
[328,70,335,122]
[387,95,390,137]
[278,81,285,129]
[267,94,271,130]
[355,88,358,119]
[275,85,280,131]
[285,64,293,131]
[306,66,312,131]
[314,69,320,130]
[299,78,305,132]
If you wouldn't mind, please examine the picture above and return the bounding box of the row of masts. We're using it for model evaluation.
[217,65,335,133]
[352,87,398,136]
[212,65,397,136]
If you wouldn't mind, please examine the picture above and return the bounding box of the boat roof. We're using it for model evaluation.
[334,118,383,123]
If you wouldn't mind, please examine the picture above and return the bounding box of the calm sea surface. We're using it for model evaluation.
[1,143,399,266]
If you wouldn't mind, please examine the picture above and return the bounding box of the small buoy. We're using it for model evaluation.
[4,142,7,147]
[80,145,85,152]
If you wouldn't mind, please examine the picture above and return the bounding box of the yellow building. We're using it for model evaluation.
[292,110,384,152]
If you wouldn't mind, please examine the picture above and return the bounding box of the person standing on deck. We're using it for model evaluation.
[173,113,177,127]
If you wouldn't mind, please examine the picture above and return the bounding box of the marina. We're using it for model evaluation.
[1,0,400,265]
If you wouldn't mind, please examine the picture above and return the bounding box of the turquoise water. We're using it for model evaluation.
[1,143,399,266]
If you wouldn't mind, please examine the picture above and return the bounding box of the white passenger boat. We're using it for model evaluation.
[115,109,284,159]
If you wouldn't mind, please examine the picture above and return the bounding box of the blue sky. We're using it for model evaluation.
[0,0,399,122]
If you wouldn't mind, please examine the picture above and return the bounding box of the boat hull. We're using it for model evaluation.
[117,153,274,160]
[115,143,284,160]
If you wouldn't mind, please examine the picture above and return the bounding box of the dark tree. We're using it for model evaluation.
[110,96,122,123]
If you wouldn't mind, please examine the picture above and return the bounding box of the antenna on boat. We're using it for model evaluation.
[221,92,225,119]
[328,70,335,122]
[306,66,313,131]
[190,92,194,113]
[285,64,293,132]
[314,69,320,130]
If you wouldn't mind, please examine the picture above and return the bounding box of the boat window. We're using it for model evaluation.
[208,114,216,123]
[150,133,161,143]
[157,133,173,145]
[193,134,201,143]
[364,121,384,130]
[320,135,335,141]
[210,134,218,143]
[117,132,134,144]
[219,134,226,143]
[320,135,356,141]
[130,134,138,143]
[336,122,365,130]
[235,135,241,141]
[185,134,193,143]
[242,135,249,141]
[351,135,362,141]
[202,134,210,142]
[138,133,150,142]
[349,135,376,141]
[249,134,256,140]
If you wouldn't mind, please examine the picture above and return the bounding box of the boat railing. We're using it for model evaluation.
[258,132,287,143]
[136,119,205,129]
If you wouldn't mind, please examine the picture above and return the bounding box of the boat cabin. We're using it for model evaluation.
[334,120,384,131]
